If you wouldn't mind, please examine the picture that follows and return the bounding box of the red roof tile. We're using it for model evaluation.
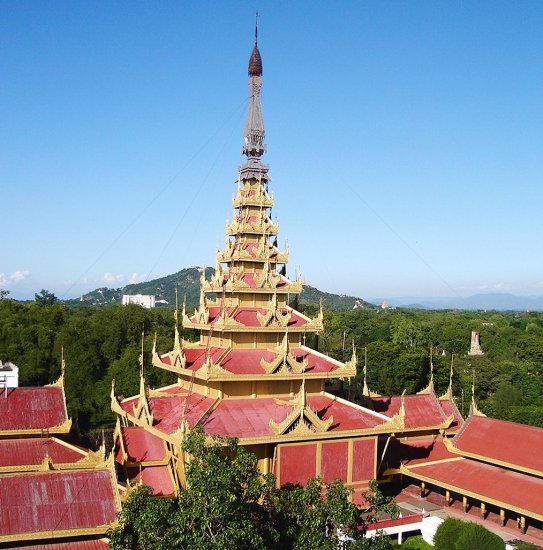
[195,306,309,328]
[120,427,167,463]
[120,388,216,435]
[453,415,543,474]
[0,470,117,537]
[406,458,543,519]
[371,394,447,430]
[127,465,175,496]
[149,393,216,434]
[202,394,384,439]
[183,346,226,370]
[179,346,343,376]
[0,387,67,432]
[439,398,463,432]
[0,438,85,468]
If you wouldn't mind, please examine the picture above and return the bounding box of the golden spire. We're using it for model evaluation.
[469,369,485,416]
[139,328,145,398]
[417,347,435,395]
[439,352,454,400]
[362,347,370,397]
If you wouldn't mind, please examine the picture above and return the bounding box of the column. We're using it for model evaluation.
[520,516,526,534]
[480,502,486,520]
[445,489,451,506]
[462,495,468,513]
[500,509,505,527]
[420,481,425,498]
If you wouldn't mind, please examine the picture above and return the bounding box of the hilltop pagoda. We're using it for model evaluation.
[111,30,462,503]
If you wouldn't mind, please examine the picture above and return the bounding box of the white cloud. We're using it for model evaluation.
[101,272,126,285]
[128,272,145,284]
[0,270,31,287]
[10,270,31,283]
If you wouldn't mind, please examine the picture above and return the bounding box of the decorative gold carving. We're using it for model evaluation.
[198,349,232,379]
[226,215,279,236]
[232,181,274,208]
[417,347,435,395]
[260,332,308,374]
[269,381,333,436]
[336,342,357,378]
[257,293,292,328]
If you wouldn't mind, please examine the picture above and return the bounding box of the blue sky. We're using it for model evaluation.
[1,1,542,301]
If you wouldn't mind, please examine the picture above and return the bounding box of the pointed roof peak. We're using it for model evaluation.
[248,44,262,77]
[248,13,262,77]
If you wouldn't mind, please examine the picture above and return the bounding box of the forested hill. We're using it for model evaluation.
[69,268,374,311]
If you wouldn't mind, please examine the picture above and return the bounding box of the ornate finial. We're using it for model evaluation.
[139,328,145,379]
[439,353,454,400]
[469,369,485,416]
[449,353,454,392]
[428,346,435,391]
[399,389,407,419]
[174,286,179,324]
[248,13,262,77]
[362,347,369,397]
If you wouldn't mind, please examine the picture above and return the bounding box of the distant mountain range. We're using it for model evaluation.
[372,293,543,312]
[70,268,375,311]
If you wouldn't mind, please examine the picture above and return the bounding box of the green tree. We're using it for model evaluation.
[454,522,504,550]
[494,383,522,418]
[109,428,397,549]
[434,518,504,550]
[34,289,59,306]
[433,517,465,550]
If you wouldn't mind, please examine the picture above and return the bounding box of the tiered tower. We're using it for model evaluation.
[112,29,457,500]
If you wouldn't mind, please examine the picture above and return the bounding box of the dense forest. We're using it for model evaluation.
[1,291,542,442]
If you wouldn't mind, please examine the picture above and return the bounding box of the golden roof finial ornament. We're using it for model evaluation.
[417,346,435,395]
[469,369,486,417]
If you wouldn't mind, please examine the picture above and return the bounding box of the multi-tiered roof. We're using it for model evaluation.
[148,33,357,390]
[111,29,456,499]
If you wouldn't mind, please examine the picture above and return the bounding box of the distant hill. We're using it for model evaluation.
[298,284,373,311]
[69,268,374,311]
[374,293,543,312]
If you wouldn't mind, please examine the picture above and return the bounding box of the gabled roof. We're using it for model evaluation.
[0,469,118,542]
[127,465,176,497]
[0,437,86,470]
[450,415,543,476]
[194,306,310,329]
[0,387,70,434]
[438,396,463,432]
[119,386,216,436]
[159,344,350,378]
[202,393,390,442]
[402,457,543,521]
[370,394,450,430]
[119,426,168,464]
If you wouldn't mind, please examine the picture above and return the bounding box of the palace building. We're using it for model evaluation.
[111,30,543,542]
